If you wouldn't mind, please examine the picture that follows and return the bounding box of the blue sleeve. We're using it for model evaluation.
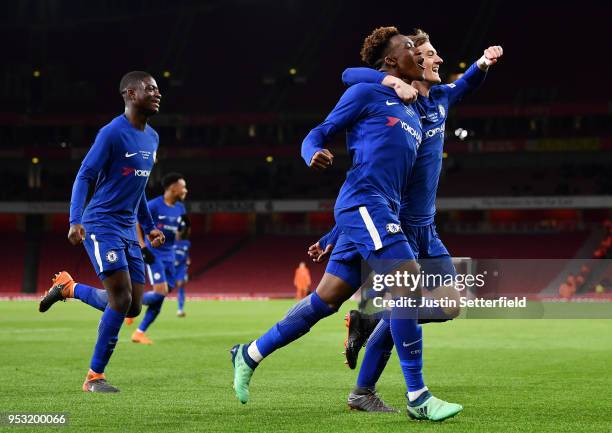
[137,192,155,234]
[342,67,386,87]
[69,127,113,225]
[442,62,487,107]
[319,224,341,250]
[301,84,372,165]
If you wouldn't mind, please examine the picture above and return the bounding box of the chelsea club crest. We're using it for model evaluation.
[386,223,402,234]
[438,104,446,118]
[105,250,118,263]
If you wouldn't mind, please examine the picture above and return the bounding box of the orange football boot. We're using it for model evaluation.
[39,271,76,312]
[131,330,153,345]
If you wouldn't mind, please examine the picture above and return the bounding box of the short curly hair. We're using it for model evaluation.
[119,71,152,95]
[409,28,430,48]
[360,26,400,68]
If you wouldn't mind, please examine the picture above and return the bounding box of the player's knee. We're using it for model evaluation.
[389,260,422,298]
[153,283,168,295]
[126,303,142,318]
[444,284,462,318]
[111,290,132,314]
[315,275,353,310]
[442,304,461,319]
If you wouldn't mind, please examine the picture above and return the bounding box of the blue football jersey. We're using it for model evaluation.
[301,83,422,212]
[145,196,186,260]
[342,63,486,225]
[70,114,158,240]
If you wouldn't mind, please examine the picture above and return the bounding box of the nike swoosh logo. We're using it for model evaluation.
[158,215,167,219]
[402,338,422,347]
[125,152,137,158]
[386,100,399,106]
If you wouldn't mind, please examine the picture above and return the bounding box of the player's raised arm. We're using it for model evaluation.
[477,45,504,68]
[342,67,418,103]
[301,84,372,169]
[445,45,504,107]
[68,128,113,245]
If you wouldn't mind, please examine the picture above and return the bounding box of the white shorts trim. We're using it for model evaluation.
[146,264,154,285]
[90,234,103,273]
[358,206,383,250]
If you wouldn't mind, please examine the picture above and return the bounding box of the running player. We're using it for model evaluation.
[174,215,191,317]
[38,71,165,392]
[130,173,187,344]
[313,30,503,412]
[231,26,462,421]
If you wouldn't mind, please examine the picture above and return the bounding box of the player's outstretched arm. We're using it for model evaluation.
[342,67,418,103]
[445,45,504,107]
[477,45,504,70]
[301,84,372,168]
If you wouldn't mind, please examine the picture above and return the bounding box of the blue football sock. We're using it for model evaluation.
[356,318,393,389]
[254,292,336,359]
[418,302,449,322]
[389,304,425,393]
[142,290,160,306]
[138,293,165,332]
[177,287,185,311]
[73,283,108,312]
[90,307,124,373]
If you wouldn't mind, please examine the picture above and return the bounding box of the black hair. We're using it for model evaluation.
[361,26,400,68]
[161,172,184,190]
[119,71,153,95]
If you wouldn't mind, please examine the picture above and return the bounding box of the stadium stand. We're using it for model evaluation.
[0,232,26,293]
[190,235,325,297]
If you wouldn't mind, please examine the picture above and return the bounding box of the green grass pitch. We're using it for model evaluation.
[1,300,611,433]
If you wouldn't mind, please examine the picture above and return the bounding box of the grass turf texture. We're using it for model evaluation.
[0,300,611,433]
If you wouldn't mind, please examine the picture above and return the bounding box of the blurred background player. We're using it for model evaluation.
[130,172,188,344]
[294,261,312,299]
[335,32,503,412]
[38,71,165,392]
[174,214,191,317]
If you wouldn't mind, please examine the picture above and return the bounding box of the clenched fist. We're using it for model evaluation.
[67,224,86,245]
[148,229,165,248]
[310,149,334,170]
